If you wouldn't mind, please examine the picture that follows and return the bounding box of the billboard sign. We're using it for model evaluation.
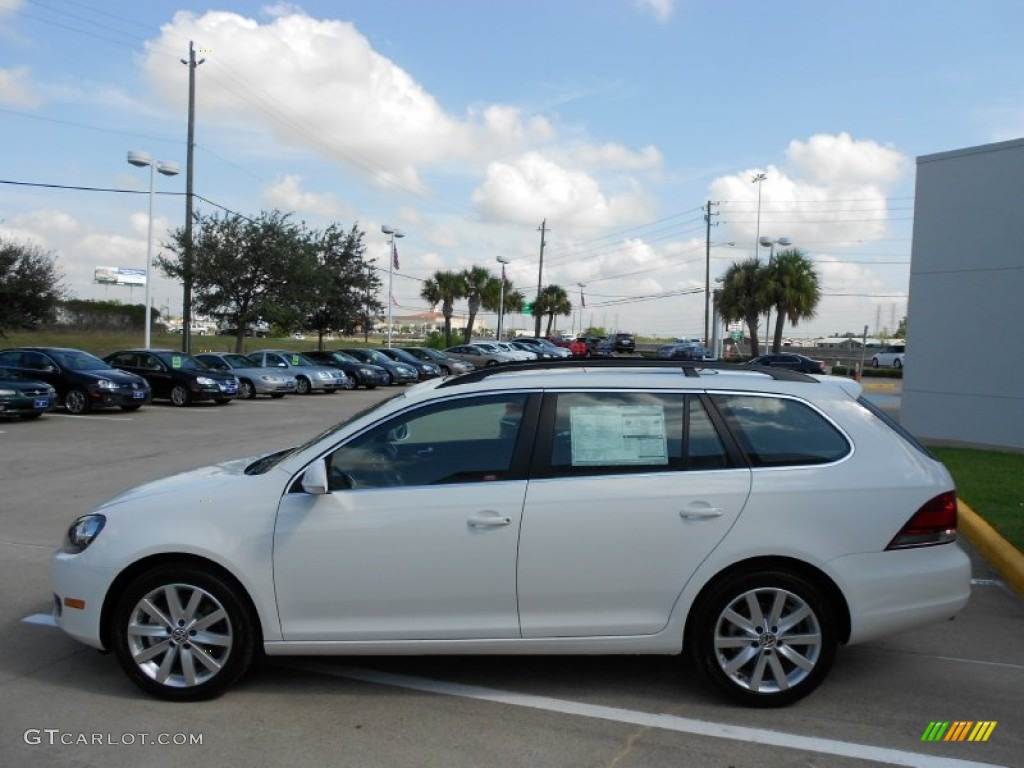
[94,266,146,286]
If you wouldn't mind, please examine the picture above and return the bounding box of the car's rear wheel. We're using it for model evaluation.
[111,564,257,701]
[238,380,256,400]
[690,570,836,708]
[64,388,90,415]
[894,359,903,369]
[295,377,311,395]
[170,385,191,407]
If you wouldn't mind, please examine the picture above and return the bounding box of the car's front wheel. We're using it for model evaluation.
[238,380,256,400]
[64,388,90,415]
[170,385,191,407]
[690,570,836,708]
[111,565,257,701]
[295,377,311,395]
[894,359,903,369]
[341,374,356,390]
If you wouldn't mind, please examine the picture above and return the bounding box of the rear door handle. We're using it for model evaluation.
[467,513,512,528]
[680,506,724,520]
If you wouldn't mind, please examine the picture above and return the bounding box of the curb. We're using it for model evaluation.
[958,500,1024,598]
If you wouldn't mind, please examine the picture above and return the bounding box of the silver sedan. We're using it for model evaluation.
[194,352,297,399]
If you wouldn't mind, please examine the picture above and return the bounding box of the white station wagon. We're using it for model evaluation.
[51,361,969,706]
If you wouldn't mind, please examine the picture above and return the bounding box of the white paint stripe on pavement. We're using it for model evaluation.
[287,663,1009,768]
[22,613,57,627]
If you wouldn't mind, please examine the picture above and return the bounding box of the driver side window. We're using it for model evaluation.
[327,393,530,490]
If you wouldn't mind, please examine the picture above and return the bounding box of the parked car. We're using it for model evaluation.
[216,320,270,338]
[0,347,150,414]
[871,345,906,369]
[51,360,969,706]
[245,350,348,394]
[508,341,554,359]
[511,337,572,358]
[193,352,297,399]
[547,335,587,356]
[398,346,474,375]
[374,347,443,380]
[0,366,57,419]
[611,332,636,353]
[444,343,517,368]
[748,353,827,374]
[657,342,710,361]
[301,350,387,389]
[473,340,533,362]
[578,336,607,357]
[104,349,238,406]
[338,348,419,385]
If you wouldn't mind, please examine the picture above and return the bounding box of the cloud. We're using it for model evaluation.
[263,175,356,219]
[786,132,908,185]
[636,0,675,23]
[0,66,42,108]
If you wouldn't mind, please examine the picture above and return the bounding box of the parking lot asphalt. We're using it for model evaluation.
[1,388,1021,768]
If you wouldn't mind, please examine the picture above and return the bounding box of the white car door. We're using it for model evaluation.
[273,392,536,641]
[517,391,751,638]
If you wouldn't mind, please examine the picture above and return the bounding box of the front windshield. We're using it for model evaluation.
[245,389,407,474]
[155,353,206,371]
[51,350,111,371]
[222,354,252,368]
[359,349,388,364]
[331,351,359,363]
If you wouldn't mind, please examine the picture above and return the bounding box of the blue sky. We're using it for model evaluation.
[2,0,1022,338]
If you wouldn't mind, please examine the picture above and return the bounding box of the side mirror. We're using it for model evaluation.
[301,460,329,495]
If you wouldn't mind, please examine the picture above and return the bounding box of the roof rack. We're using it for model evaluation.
[437,358,820,388]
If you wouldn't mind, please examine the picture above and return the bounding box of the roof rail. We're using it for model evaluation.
[437,358,820,388]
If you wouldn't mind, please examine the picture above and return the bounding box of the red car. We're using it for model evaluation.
[547,335,587,357]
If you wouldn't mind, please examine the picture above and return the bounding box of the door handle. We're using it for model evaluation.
[680,506,724,520]
[467,513,512,528]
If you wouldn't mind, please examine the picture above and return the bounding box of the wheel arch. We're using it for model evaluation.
[683,556,851,650]
[99,553,265,653]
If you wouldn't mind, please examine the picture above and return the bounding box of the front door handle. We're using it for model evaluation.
[467,513,512,528]
[680,505,724,520]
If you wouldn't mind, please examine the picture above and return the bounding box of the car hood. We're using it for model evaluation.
[96,455,264,512]
[85,368,148,385]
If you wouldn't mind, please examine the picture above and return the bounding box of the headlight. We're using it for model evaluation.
[96,379,118,390]
[0,388,15,396]
[359,367,373,375]
[317,371,333,379]
[48,387,57,396]
[64,514,106,554]
[196,376,216,386]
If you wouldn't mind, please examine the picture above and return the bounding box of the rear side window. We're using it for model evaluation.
[710,394,849,467]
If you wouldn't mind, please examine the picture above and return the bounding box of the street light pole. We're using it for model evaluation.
[381,225,404,348]
[496,255,511,341]
[128,151,179,349]
[751,172,766,262]
[759,235,792,351]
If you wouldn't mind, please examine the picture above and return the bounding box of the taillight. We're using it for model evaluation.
[886,491,958,549]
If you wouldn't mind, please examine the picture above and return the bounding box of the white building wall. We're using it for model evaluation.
[902,138,1024,450]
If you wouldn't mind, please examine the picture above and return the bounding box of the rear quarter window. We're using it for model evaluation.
[710,394,850,467]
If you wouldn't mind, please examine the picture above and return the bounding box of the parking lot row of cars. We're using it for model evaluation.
[0,345,481,420]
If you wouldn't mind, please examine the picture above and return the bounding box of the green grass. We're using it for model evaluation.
[931,446,1024,552]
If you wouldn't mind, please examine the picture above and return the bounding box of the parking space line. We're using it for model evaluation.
[286,662,1008,768]
[22,613,57,627]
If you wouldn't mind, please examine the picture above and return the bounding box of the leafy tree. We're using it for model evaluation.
[534,284,572,337]
[896,316,908,338]
[765,249,821,353]
[300,223,379,350]
[716,258,769,357]
[159,210,311,352]
[420,270,465,347]
[0,237,68,336]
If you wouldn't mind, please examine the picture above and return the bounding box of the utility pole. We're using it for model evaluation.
[703,200,719,346]
[533,219,547,337]
[180,41,204,354]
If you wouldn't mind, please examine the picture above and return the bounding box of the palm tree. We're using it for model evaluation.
[716,258,770,357]
[461,266,499,343]
[481,274,525,339]
[765,249,821,353]
[420,270,465,347]
[535,284,572,337]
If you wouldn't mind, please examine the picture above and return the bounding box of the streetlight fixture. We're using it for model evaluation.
[127,150,180,349]
[381,225,405,348]
[496,255,511,341]
[751,172,766,261]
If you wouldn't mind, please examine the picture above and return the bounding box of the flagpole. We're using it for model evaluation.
[381,225,404,348]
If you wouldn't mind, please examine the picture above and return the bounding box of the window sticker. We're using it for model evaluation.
[171,356,182,369]
[570,405,668,466]
[291,355,301,365]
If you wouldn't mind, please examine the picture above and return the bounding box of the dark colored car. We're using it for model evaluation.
[338,348,419,385]
[612,332,636,353]
[374,347,442,380]
[0,366,57,419]
[656,342,709,361]
[104,349,239,406]
[302,350,388,390]
[0,347,151,414]
[748,353,827,374]
[398,346,474,375]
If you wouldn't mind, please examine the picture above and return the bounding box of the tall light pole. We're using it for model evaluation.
[496,255,511,341]
[381,225,404,348]
[751,172,766,261]
[576,282,586,336]
[127,151,179,349]
[759,235,793,350]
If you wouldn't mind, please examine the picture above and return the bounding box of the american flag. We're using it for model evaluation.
[392,242,400,270]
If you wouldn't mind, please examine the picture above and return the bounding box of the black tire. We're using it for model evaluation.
[295,377,311,395]
[690,570,836,708]
[121,404,142,412]
[64,388,90,415]
[22,412,43,419]
[871,358,880,368]
[238,380,257,400]
[170,385,191,407]
[894,359,903,369]
[110,564,257,701]
[341,374,356,391]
